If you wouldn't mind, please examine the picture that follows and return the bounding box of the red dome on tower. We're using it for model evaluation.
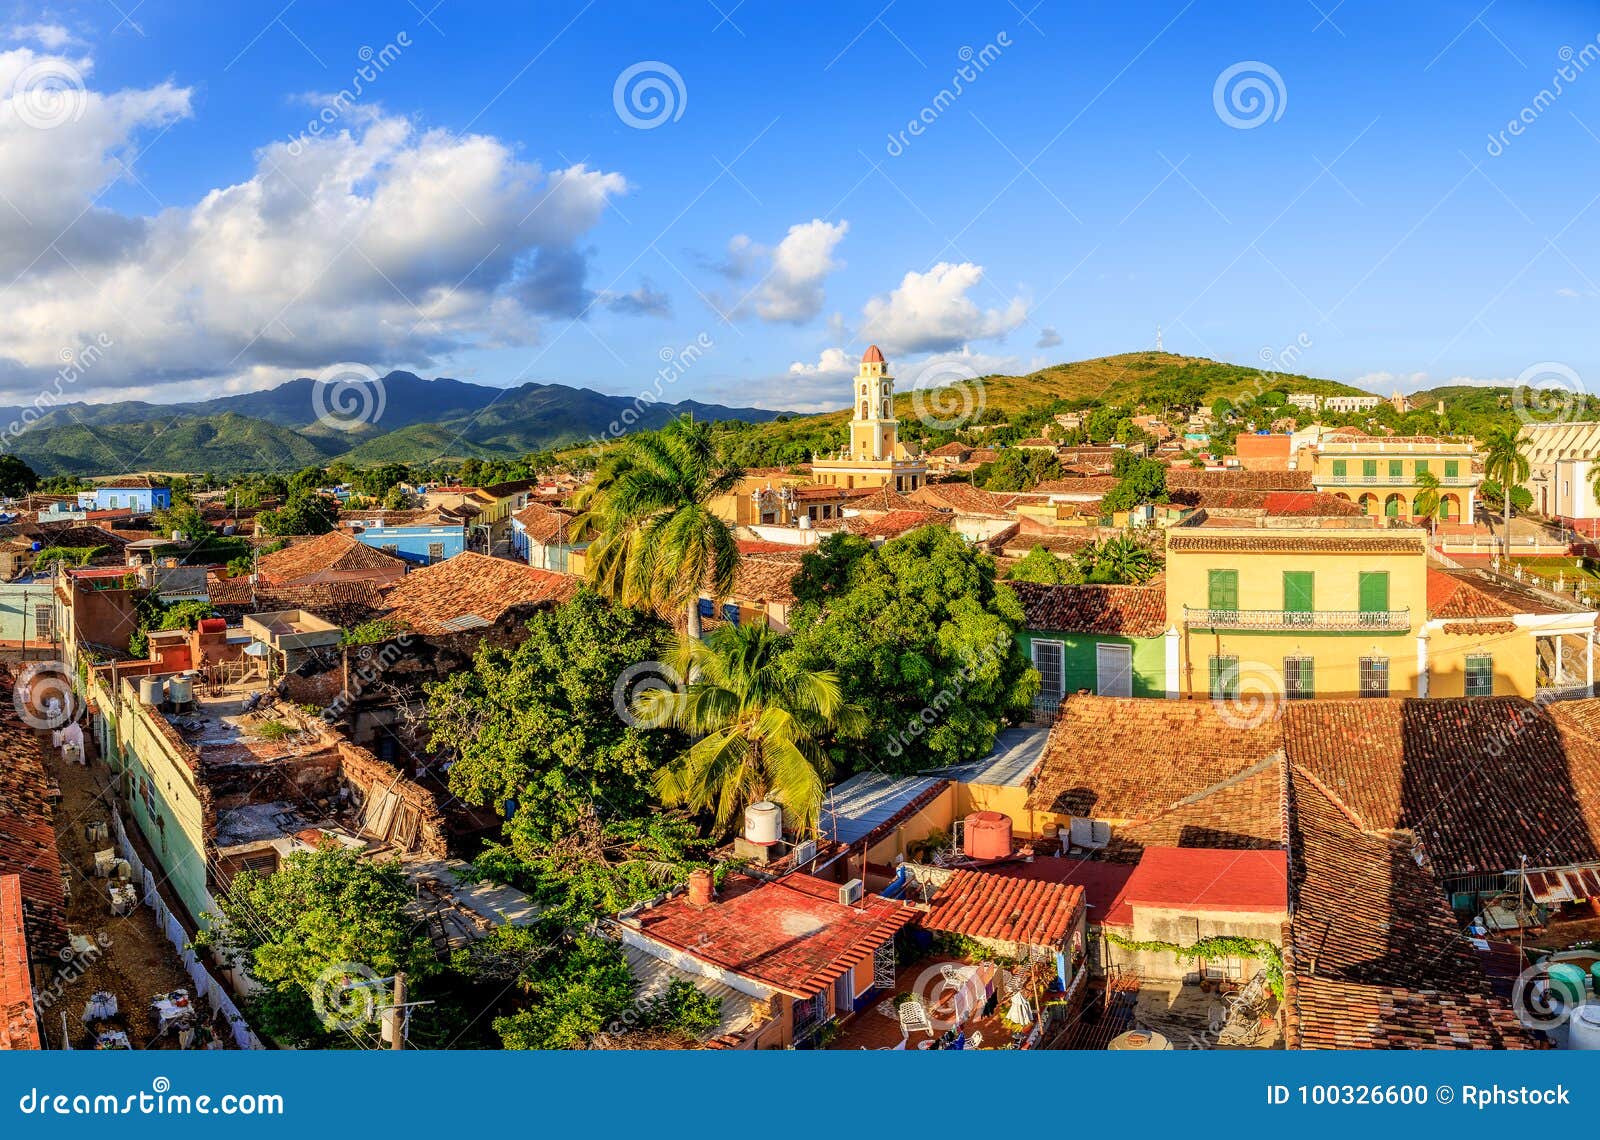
[862,345,885,364]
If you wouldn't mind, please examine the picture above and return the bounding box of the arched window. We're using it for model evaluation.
[881,400,890,417]
[860,401,868,418]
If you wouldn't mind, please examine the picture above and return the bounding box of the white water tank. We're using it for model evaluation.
[744,801,782,844]
[1569,1004,1600,1050]
[138,676,165,707]
[168,675,194,712]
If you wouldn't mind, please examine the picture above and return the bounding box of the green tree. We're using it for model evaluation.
[1076,533,1162,585]
[258,490,338,536]
[789,525,1037,774]
[572,415,743,638]
[1007,545,1083,585]
[486,926,721,1050]
[198,843,434,1047]
[0,455,39,498]
[1480,424,1528,551]
[426,589,677,847]
[641,621,863,838]
[1100,457,1169,513]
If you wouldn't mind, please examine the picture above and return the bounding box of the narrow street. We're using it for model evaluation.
[36,731,214,1049]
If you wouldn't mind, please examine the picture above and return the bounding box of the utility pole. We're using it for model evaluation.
[390,972,406,1051]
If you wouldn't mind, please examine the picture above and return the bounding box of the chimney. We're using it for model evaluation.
[686,868,714,908]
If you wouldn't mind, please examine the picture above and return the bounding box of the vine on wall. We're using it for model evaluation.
[1103,932,1284,999]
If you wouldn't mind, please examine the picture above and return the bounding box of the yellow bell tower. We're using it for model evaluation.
[850,345,896,462]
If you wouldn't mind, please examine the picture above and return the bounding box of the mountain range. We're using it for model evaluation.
[0,372,791,476]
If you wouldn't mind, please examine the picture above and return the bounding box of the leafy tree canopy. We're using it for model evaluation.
[1008,545,1083,585]
[0,454,39,498]
[1100,458,1169,513]
[257,490,339,536]
[789,524,1037,774]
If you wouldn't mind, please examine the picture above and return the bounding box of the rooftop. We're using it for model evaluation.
[255,530,408,585]
[922,867,1085,947]
[1009,579,1167,638]
[378,551,579,634]
[622,871,914,998]
[1102,847,1287,927]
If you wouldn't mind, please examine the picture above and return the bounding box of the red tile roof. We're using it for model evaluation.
[907,483,1017,515]
[1026,696,1284,820]
[850,485,925,513]
[379,552,580,634]
[511,501,577,545]
[1284,763,1534,1049]
[928,442,972,458]
[627,872,914,998]
[843,510,951,539]
[1168,469,1315,491]
[0,698,64,958]
[1008,579,1168,637]
[921,868,1085,947]
[256,530,408,586]
[1427,566,1582,620]
[0,875,39,1050]
[862,345,885,363]
[1101,847,1287,927]
[1166,530,1425,555]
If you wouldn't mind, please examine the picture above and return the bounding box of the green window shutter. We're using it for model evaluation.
[1388,459,1402,478]
[1466,654,1493,696]
[1331,459,1347,478]
[1445,460,1459,478]
[1209,656,1240,700]
[1358,571,1390,615]
[1208,569,1239,612]
[1362,459,1377,478]
[1283,570,1314,613]
[1415,459,1429,475]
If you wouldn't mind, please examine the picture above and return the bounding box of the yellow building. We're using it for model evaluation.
[1163,518,1592,700]
[809,346,928,492]
[1309,436,1480,523]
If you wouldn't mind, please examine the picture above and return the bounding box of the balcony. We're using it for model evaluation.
[1317,475,1477,487]
[1183,605,1412,632]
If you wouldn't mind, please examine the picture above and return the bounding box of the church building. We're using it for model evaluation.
[808,346,928,492]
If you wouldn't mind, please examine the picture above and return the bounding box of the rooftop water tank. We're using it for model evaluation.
[963,811,1013,860]
[1569,1004,1600,1050]
[1549,962,1588,1006]
[138,676,165,707]
[744,801,782,845]
[168,675,194,712]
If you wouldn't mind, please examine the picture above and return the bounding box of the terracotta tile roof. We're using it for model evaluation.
[1166,531,1425,555]
[338,508,459,527]
[1031,477,1119,495]
[850,485,925,513]
[379,552,579,634]
[207,574,386,624]
[730,556,800,605]
[0,875,39,1049]
[1281,698,1600,879]
[256,530,408,585]
[1260,491,1366,517]
[1168,469,1315,491]
[1026,696,1283,819]
[1008,579,1167,637]
[0,697,64,958]
[921,868,1085,947]
[1000,532,1097,557]
[511,500,577,545]
[1102,759,1286,864]
[1284,763,1535,1049]
[98,474,161,489]
[627,872,914,998]
[843,510,952,539]
[907,483,1017,515]
[1427,567,1584,620]
[968,448,998,464]
[977,857,1135,927]
[929,442,972,458]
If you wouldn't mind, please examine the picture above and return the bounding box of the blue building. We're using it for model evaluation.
[77,476,171,513]
[510,501,587,572]
[350,521,467,566]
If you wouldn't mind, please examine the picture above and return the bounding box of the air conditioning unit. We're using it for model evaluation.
[838,878,864,905]
[793,839,817,865]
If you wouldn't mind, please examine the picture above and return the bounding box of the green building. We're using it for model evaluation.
[1009,580,1171,712]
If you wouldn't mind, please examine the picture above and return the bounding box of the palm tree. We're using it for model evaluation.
[1078,533,1161,584]
[570,415,743,637]
[1412,468,1443,540]
[639,621,864,838]
[1481,424,1528,555]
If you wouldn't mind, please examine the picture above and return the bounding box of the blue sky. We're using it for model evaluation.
[3,0,1600,411]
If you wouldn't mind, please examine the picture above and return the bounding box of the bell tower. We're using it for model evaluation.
[849,345,896,462]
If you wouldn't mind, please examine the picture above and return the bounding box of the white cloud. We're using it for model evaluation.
[710,219,848,324]
[1035,326,1062,349]
[0,49,631,401]
[5,23,80,50]
[788,347,853,377]
[858,261,1028,356]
